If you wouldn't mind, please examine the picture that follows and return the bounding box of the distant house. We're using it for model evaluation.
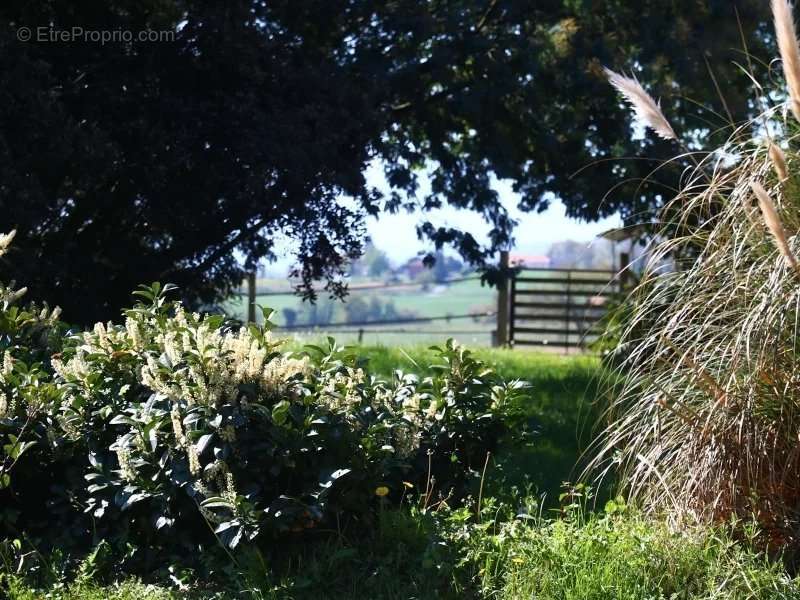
[509,253,550,269]
[396,257,426,279]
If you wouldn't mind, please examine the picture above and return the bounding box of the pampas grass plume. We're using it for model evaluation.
[773,0,800,121]
[750,181,799,271]
[769,143,789,181]
[604,68,677,141]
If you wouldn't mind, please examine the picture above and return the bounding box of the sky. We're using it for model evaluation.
[262,162,622,275]
[363,161,621,263]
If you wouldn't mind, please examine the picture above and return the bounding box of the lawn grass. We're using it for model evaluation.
[471,512,799,599]
[6,509,797,599]
[1,577,177,599]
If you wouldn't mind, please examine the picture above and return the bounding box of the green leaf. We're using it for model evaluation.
[120,492,149,511]
[259,305,275,328]
[202,500,234,510]
[148,428,159,453]
[155,516,174,530]
[271,400,290,426]
[3,437,34,461]
[109,414,136,426]
[196,433,214,455]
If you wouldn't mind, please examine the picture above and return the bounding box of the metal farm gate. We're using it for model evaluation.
[507,267,619,349]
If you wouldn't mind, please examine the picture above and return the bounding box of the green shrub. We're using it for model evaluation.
[0,231,70,538]
[57,286,528,553]
[0,237,530,569]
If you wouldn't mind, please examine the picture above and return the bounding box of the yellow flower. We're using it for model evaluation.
[402,481,414,489]
[375,486,390,497]
[511,557,525,564]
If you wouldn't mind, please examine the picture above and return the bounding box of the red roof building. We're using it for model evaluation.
[509,253,551,269]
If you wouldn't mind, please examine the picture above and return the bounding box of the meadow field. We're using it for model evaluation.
[225,278,497,345]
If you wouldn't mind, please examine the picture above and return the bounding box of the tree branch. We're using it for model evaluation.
[476,0,500,32]
[159,216,267,279]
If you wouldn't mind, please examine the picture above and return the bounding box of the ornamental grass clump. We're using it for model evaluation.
[594,0,800,551]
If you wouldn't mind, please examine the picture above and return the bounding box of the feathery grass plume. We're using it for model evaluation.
[768,142,788,180]
[604,68,677,141]
[773,0,800,120]
[750,181,798,271]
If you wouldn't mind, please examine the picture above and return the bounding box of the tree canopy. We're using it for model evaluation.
[0,0,776,321]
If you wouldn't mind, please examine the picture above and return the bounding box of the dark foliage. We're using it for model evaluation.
[0,1,774,321]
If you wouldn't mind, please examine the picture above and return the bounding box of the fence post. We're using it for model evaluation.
[247,271,257,324]
[618,252,630,290]
[509,275,516,347]
[495,251,510,347]
[565,271,572,355]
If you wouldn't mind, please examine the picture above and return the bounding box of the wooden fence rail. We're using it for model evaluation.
[499,265,620,350]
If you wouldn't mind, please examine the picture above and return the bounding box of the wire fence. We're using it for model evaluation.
[232,275,482,297]
[296,329,490,335]
[227,275,497,345]
[276,311,495,331]
[272,312,496,344]
[229,269,615,350]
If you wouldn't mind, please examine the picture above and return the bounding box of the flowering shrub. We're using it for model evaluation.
[0,236,531,564]
[0,231,66,497]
